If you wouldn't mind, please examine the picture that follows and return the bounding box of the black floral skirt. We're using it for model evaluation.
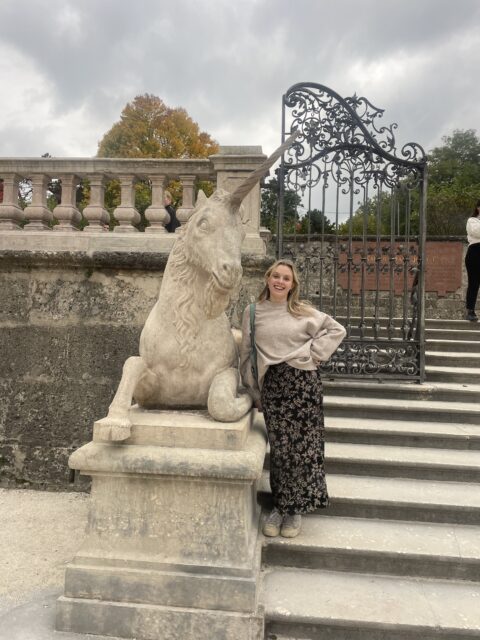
[261,362,329,516]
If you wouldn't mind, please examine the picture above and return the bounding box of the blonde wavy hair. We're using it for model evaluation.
[258,259,313,317]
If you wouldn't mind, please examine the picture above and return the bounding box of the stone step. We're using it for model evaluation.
[262,515,480,581]
[264,442,480,482]
[426,339,480,353]
[427,327,480,341]
[426,350,480,368]
[258,473,480,524]
[425,318,480,331]
[325,416,480,450]
[324,442,480,482]
[263,568,480,640]
[425,364,480,384]
[323,379,480,403]
[324,395,480,424]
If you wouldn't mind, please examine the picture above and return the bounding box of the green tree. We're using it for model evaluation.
[426,129,480,235]
[298,208,336,234]
[337,129,480,237]
[96,94,219,229]
[429,129,480,187]
[338,191,394,235]
[260,177,303,234]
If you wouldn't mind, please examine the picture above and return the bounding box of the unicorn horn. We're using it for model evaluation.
[230,130,299,208]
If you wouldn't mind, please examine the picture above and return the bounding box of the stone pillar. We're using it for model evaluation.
[113,174,141,232]
[56,408,266,640]
[176,175,196,229]
[53,175,82,231]
[144,175,169,233]
[0,173,25,230]
[259,226,272,250]
[82,174,110,232]
[210,147,267,255]
[23,174,52,230]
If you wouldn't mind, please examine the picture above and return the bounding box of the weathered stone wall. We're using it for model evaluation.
[0,247,270,490]
[0,236,470,490]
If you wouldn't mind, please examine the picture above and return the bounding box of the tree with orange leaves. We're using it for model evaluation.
[97,94,218,159]
[95,94,219,230]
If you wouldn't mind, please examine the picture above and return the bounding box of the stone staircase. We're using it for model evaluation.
[260,318,480,640]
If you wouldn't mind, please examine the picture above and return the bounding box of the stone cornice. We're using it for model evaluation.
[0,157,215,179]
[0,247,271,272]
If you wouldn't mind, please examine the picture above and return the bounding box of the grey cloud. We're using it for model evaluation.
[0,0,479,157]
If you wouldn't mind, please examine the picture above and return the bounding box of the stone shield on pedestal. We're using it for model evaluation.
[56,407,267,640]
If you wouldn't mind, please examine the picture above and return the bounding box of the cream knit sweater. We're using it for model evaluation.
[239,299,346,397]
[467,216,480,246]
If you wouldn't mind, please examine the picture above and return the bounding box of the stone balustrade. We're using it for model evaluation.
[0,146,268,254]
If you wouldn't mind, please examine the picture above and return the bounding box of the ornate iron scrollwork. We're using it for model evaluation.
[319,340,420,377]
[283,83,426,194]
[278,82,427,381]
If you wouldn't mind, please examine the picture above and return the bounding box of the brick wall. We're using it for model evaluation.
[281,236,467,318]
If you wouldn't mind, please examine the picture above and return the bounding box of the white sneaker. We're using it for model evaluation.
[262,508,283,537]
[281,514,302,538]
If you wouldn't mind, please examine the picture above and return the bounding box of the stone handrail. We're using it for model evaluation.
[0,148,267,250]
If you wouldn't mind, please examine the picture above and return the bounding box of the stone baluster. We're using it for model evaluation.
[176,175,196,230]
[23,174,52,230]
[113,174,141,232]
[144,175,169,233]
[82,174,110,232]
[53,175,82,231]
[0,173,25,230]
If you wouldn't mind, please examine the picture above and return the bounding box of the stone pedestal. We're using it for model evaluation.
[56,407,266,640]
[210,147,268,255]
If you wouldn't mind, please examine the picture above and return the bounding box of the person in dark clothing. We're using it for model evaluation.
[164,191,181,233]
[465,200,480,322]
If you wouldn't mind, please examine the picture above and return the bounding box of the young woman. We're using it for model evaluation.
[240,259,346,538]
[465,200,480,322]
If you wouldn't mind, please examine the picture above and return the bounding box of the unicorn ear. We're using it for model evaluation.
[195,190,208,206]
[229,130,299,208]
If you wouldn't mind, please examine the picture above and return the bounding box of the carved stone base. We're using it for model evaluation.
[57,597,264,640]
[56,408,266,640]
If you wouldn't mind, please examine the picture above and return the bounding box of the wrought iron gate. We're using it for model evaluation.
[277,82,428,381]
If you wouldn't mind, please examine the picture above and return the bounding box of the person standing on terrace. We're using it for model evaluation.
[240,259,346,538]
[465,200,480,322]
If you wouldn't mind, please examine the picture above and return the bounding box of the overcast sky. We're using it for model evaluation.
[1,0,479,160]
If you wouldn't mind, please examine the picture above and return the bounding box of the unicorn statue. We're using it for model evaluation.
[98,134,297,441]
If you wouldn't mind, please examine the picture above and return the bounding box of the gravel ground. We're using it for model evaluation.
[0,489,138,639]
[0,488,89,612]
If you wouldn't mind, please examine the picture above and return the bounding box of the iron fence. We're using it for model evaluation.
[277,82,427,380]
